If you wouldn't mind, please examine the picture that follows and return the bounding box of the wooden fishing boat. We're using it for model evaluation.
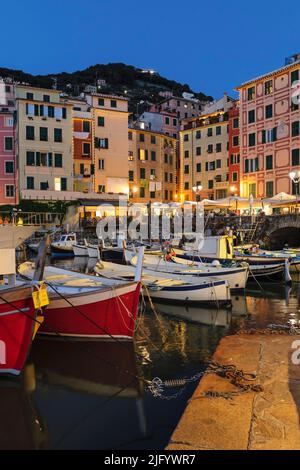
[0,238,49,376]
[0,284,37,376]
[50,233,76,256]
[124,249,249,290]
[18,249,144,340]
[94,260,232,306]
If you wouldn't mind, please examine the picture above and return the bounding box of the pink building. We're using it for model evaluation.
[237,56,300,198]
[0,81,17,205]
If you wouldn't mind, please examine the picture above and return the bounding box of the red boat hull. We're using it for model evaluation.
[0,286,36,376]
[39,282,141,339]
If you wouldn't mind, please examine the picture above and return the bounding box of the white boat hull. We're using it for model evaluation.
[146,279,231,305]
[73,244,88,257]
[87,245,99,258]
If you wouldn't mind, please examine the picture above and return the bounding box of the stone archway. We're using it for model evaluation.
[265,226,300,250]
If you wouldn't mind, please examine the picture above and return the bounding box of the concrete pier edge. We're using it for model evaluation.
[167,334,300,450]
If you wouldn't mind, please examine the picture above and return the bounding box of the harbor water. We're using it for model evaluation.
[1,255,300,450]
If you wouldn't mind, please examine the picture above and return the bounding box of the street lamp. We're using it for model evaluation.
[289,171,300,211]
[230,185,237,196]
[192,184,203,202]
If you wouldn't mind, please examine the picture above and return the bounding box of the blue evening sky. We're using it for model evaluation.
[1,0,299,98]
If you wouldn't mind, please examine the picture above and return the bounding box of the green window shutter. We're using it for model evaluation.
[61,178,67,191]
[48,153,53,167]
[62,108,67,119]
[34,104,39,116]
[48,106,54,118]
[54,154,62,168]
[262,130,266,144]
[98,116,105,127]
[35,152,41,166]
[26,151,35,166]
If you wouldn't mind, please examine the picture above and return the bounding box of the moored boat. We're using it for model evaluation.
[50,233,76,257]
[124,249,249,290]
[94,260,232,306]
[0,238,49,376]
[0,284,37,376]
[73,242,88,257]
[18,248,144,340]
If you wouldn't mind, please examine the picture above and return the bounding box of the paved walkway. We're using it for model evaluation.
[167,334,300,450]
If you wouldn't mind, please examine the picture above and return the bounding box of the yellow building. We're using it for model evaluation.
[128,127,177,202]
[180,110,230,201]
[16,85,73,200]
[86,93,129,195]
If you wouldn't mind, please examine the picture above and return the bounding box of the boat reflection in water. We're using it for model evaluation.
[29,338,146,449]
[0,364,46,450]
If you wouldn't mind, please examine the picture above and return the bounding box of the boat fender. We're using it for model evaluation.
[211,260,221,267]
[284,259,292,285]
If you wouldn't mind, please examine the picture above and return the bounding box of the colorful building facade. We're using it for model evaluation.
[228,105,240,195]
[86,93,129,195]
[0,110,18,205]
[180,110,230,201]
[0,81,17,205]
[70,98,94,193]
[16,85,73,201]
[128,127,177,203]
[237,59,300,198]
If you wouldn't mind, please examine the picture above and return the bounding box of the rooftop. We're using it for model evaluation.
[236,59,300,89]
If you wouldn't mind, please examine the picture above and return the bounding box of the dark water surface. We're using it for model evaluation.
[1,256,300,450]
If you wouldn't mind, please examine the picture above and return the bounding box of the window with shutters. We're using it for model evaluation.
[5,161,14,174]
[4,137,13,150]
[54,154,63,168]
[83,143,91,155]
[98,116,105,127]
[83,121,90,132]
[265,104,273,119]
[266,181,274,197]
[27,177,34,190]
[54,128,62,142]
[248,110,255,124]
[248,133,256,147]
[292,148,300,166]
[292,121,300,137]
[265,155,273,170]
[265,80,273,95]
[247,86,255,101]
[26,126,34,140]
[40,127,48,141]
